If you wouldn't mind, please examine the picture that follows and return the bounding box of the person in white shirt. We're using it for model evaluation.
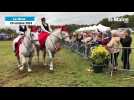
[12,25,27,67]
[40,17,52,33]
[12,25,27,52]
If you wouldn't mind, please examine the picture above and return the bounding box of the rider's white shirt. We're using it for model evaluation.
[13,35,22,43]
[41,23,52,33]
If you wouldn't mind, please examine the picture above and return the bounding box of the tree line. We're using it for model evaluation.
[98,14,134,29]
[0,28,16,34]
[52,14,134,33]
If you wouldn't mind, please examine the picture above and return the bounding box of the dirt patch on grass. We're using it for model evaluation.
[0,69,28,87]
[0,60,64,86]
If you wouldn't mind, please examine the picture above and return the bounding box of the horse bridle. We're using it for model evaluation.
[49,30,65,51]
[29,32,39,46]
[49,33,61,51]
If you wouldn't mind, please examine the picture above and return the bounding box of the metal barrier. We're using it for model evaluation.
[63,41,97,58]
[109,47,134,76]
[63,41,134,76]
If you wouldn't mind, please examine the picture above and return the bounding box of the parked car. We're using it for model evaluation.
[0,33,10,40]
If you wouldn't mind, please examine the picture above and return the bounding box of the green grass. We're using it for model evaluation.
[0,35,134,87]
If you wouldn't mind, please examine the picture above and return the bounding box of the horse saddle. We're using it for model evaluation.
[38,31,49,49]
[38,31,61,52]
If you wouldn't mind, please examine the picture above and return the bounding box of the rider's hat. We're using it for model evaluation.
[41,17,46,21]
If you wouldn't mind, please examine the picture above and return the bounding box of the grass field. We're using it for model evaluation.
[0,34,134,87]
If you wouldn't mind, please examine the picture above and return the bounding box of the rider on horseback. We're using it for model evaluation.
[12,25,27,67]
[40,17,52,33]
[13,25,27,55]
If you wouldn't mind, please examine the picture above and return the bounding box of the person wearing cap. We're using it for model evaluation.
[40,17,52,33]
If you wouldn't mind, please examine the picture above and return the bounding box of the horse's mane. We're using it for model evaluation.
[51,28,61,35]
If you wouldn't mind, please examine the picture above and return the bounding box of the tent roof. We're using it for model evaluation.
[75,24,111,34]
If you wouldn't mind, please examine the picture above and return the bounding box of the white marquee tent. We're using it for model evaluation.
[74,24,111,34]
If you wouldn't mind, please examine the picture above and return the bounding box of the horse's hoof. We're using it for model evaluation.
[49,66,54,70]
[28,69,32,72]
[19,67,24,71]
[17,65,21,68]
[49,67,54,72]
[49,69,54,73]
[43,63,48,66]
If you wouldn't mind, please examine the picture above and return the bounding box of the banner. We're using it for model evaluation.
[4,16,37,25]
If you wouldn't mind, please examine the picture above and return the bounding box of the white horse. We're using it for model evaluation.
[32,28,70,71]
[13,31,35,72]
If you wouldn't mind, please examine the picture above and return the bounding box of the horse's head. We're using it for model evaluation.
[27,26,40,46]
[61,30,71,42]
[51,28,62,39]
[51,27,71,42]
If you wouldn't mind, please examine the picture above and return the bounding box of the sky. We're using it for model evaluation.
[0,12,134,29]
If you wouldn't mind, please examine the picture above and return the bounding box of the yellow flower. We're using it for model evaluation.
[90,45,110,63]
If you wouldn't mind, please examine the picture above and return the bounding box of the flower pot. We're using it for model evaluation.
[92,64,105,73]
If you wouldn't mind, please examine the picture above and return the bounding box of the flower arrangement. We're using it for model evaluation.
[89,45,110,72]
